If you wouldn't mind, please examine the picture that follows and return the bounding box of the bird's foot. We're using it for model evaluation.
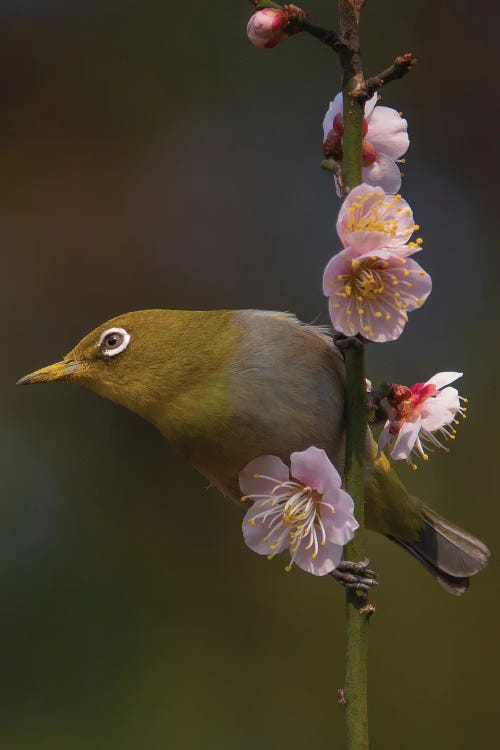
[330,558,379,592]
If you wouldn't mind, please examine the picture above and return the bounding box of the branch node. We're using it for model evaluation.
[359,603,376,617]
[337,688,349,706]
[335,334,364,353]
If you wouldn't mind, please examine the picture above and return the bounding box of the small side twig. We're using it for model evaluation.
[359,603,376,617]
[321,158,347,196]
[365,53,417,98]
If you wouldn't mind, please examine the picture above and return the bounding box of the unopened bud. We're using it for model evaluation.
[362,139,377,166]
[247,9,287,49]
[323,129,343,160]
[333,113,344,135]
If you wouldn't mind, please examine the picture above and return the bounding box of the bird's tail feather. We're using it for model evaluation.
[388,504,490,597]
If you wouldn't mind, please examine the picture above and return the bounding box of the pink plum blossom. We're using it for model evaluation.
[336,183,422,256]
[323,92,409,194]
[323,247,432,342]
[239,447,358,576]
[247,9,287,49]
[378,373,468,468]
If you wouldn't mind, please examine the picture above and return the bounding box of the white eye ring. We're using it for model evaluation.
[98,327,131,357]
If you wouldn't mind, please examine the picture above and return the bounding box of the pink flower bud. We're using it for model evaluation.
[323,131,343,160]
[361,139,377,166]
[333,113,344,135]
[247,9,287,49]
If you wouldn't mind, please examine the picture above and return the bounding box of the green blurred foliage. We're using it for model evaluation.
[1,1,499,747]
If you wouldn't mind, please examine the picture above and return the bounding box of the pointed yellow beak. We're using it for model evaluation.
[17,359,85,386]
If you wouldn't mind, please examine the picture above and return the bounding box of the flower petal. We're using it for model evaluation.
[363,154,402,194]
[239,455,289,498]
[393,256,433,311]
[293,539,343,576]
[421,387,460,431]
[378,421,392,455]
[366,107,409,160]
[425,372,463,390]
[323,485,354,516]
[322,249,349,296]
[290,446,341,494]
[390,417,422,459]
[364,304,406,343]
[322,501,359,546]
[242,503,289,556]
[323,249,363,337]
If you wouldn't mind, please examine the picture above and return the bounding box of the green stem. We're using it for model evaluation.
[340,85,364,190]
[337,3,370,750]
[342,341,369,750]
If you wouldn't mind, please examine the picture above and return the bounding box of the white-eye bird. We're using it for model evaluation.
[18,309,489,594]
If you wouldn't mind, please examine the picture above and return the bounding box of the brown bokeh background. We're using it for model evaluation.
[2,1,499,748]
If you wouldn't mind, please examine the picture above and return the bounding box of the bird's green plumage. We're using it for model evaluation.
[67,309,239,442]
[19,308,489,592]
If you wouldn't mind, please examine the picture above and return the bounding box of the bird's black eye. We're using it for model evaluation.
[98,327,130,357]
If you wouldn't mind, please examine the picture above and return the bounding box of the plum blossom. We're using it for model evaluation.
[378,373,468,469]
[336,184,422,256]
[323,247,432,342]
[323,92,409,194]
[247,9,287,48]
[239,447,358,576]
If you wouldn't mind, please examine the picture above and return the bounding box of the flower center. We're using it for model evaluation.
[346,193,401,238]
[388,382,438,425]
[282,487,322,525]
[242,477,336,571]
[352,263,385,300]
[344,258,386,302]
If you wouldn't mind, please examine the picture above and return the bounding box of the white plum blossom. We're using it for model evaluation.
[378,373,468,468]
[239,447,358,576]
[323,247,432,342]
[323,184,430,342]
[336,183,422,256]
[323,92,409,194]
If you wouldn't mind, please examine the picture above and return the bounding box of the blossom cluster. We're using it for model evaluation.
[323,183,431,342]
[243,11,469,577]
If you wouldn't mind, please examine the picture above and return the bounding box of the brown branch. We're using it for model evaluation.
[365,53,417,98]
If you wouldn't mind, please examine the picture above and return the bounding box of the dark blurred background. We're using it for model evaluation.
[1,1,498,747]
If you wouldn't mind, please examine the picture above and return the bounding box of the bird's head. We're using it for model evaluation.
[17,309,237,437]
[17,310,170,417]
